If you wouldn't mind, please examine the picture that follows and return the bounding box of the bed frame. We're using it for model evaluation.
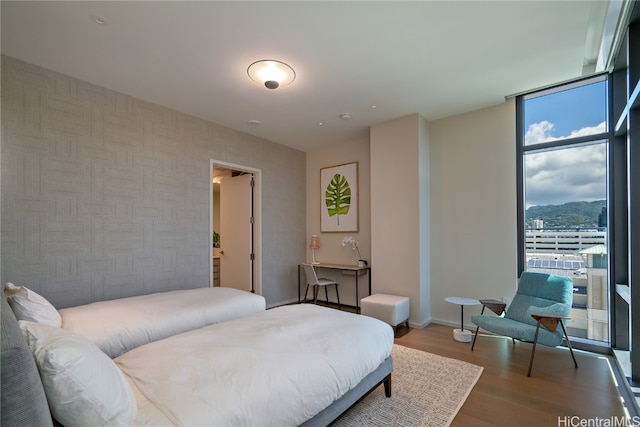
[302,356,393,426]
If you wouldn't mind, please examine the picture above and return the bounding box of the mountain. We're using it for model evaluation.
[526,200,606,229]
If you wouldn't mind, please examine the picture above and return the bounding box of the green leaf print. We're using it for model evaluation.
[325,173,351,225]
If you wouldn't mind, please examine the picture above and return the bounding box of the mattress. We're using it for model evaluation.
[60,287,266,358]
[116,304,394,426]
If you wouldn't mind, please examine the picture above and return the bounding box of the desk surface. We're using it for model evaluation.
[311,263,370,271]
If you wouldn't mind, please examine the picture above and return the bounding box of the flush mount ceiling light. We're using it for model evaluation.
[247,60,295,90]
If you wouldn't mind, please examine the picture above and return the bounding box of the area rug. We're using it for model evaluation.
[334,344,483,427]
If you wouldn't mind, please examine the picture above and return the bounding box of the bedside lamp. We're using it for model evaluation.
[310,234,320,265]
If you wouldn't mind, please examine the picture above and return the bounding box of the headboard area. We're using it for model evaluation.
[1,291,54,426]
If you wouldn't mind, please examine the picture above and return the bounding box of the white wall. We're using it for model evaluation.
[305,136,371,307]
[370,114,430,327]
[310,100,517,329]
[302,138,370,306]
[418,115,431,324]
[429,99,518,328]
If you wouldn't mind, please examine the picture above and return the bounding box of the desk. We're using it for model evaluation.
[298,263,371,312]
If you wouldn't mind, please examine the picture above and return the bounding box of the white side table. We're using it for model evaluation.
[445,297,480,342]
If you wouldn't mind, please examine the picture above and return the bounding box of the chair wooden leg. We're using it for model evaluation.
[335,285,341,310]
[304,285,310,302]
[324,286,329,306]
[560,320,578,368]
[471,325,480,350]
[528,320,542,377]
[313,285,319,305]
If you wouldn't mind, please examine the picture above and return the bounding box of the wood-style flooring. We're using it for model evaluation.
[394,323,629,427]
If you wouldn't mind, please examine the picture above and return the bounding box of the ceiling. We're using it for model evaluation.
[0,1,625,152]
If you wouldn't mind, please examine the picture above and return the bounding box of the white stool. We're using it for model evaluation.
[360,294,410,332]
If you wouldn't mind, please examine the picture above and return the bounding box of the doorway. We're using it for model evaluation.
[210,160,261,295]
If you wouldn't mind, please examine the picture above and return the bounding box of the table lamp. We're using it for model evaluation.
[310,234,320,264]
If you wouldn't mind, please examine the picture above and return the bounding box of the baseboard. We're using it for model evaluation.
[408,318,432,329]
[430,318,476,331]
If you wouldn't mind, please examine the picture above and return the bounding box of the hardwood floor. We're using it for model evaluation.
[394,323,629,427]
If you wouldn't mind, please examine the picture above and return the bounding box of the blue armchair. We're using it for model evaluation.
[471,271,578,376]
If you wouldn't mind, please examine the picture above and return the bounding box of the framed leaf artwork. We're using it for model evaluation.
[320,162,358,232]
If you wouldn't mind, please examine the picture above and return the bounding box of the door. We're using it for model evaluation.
[219,173,253,292]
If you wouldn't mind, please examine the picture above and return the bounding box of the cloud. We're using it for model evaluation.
[525,120,606,145]
[524,121,607,207]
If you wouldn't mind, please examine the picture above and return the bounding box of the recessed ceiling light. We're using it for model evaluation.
[318,122,324,126]
[247,120,262,126]
[90,15,106,25]
[370,105,377,109]
[339,114,351,120]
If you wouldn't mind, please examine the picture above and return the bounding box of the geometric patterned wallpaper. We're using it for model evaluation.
[1,55,306,308]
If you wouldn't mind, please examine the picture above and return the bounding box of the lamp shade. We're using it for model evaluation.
[247,59,296,90]
[309,234,320,249]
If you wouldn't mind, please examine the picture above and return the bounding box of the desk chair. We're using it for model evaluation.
[302,263,341,310]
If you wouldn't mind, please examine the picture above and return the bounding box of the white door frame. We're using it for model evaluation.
[210,159,262,295]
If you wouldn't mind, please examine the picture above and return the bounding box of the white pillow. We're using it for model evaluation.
[19,321,137,427]
[4,282,61,327]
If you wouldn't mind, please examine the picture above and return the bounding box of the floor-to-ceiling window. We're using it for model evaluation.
[513,2,639,411]
[610,2,640,385]
[517,76,610,345]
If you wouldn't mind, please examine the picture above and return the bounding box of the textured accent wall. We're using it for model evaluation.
[1,56,306,308]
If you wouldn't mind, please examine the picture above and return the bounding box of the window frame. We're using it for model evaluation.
[516,74,610,276]
[516,75,614,351]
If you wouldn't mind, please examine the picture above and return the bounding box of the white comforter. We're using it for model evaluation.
[60,287,266,358]
[116,304,394,426]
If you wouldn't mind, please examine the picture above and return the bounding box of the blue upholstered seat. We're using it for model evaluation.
[471,271,578,376]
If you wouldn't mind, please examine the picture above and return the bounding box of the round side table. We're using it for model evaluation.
[445,297,480,342]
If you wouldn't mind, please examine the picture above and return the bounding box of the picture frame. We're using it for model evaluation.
[320,161,359,232]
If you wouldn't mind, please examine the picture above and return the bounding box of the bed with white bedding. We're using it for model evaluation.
[116,304,394,426]
[3,284,392,426]
[60,287,266,358]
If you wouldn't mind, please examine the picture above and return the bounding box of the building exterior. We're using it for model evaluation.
[525,230,607,341]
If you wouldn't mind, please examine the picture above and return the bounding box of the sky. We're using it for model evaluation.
[524,82,607,138]
[523,80,608,208]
